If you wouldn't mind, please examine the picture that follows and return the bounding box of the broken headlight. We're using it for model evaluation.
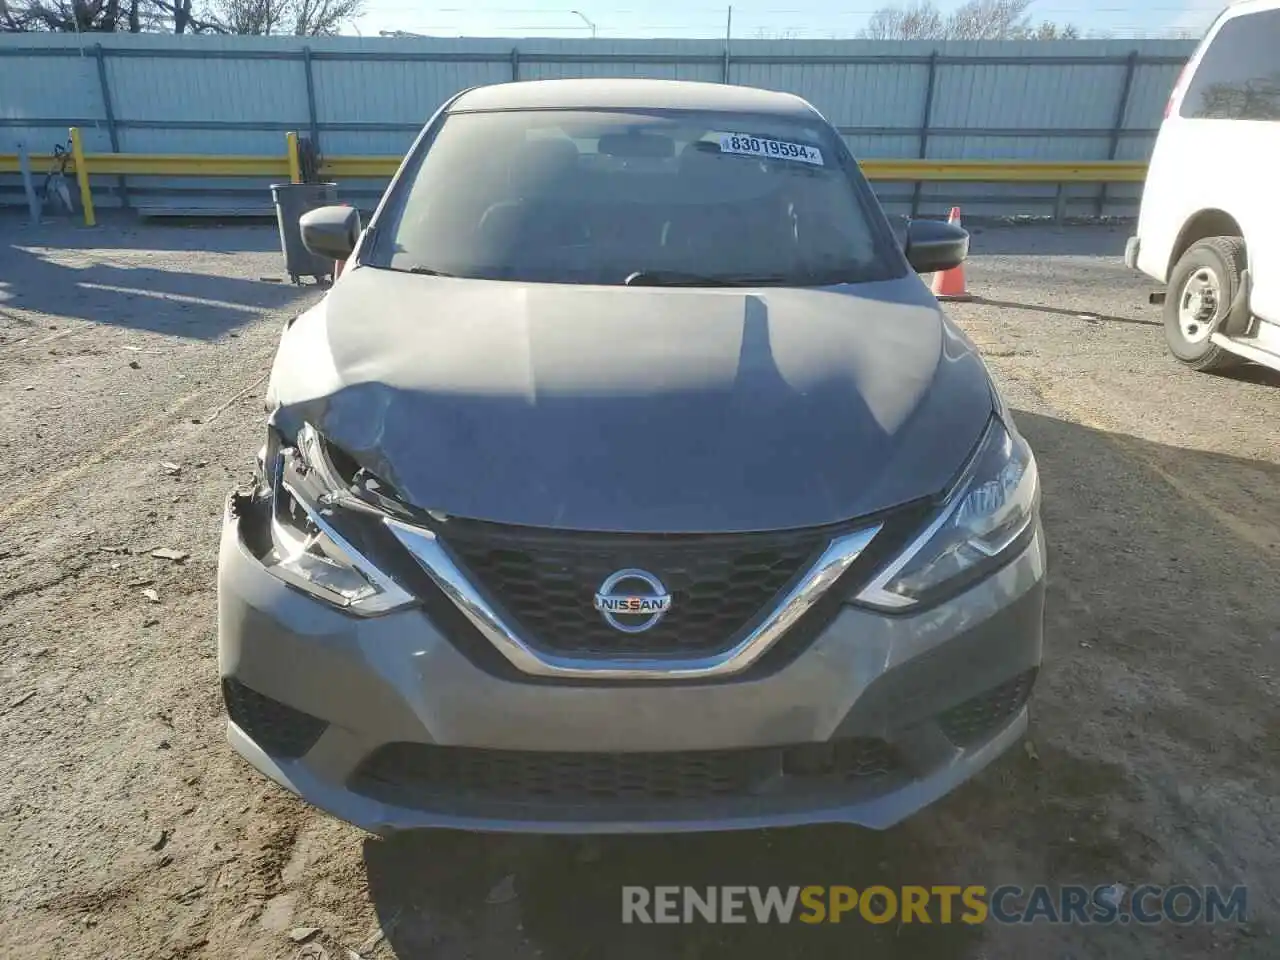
[854,417,1039,610]
[261,425,415,616]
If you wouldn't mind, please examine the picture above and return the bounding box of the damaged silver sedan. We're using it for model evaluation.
[217,78,1045,834]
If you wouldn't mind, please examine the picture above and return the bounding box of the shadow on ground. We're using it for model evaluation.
[1210,362,1280,388]
[970,295,1160,328]
[363,824,983,959]
[0,219,313,338]
[0,208,281,251]
[352,415,1278,959]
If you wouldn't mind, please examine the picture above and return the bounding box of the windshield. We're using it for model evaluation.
[370,108,900,286]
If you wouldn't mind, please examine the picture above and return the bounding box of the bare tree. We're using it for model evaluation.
[4,0,143,31]
[751,25,801,39]
[2,0,359,32]
[200,0,360,34]
[945,0,1034,40]
[862,0,943,40]
[1,0,212,31]
[288,0,359,35]
[1014,20,1081,40]
[204,0,286,33]
[861,0,1077,40]
[147,0,220,32]
[0,0,34,29]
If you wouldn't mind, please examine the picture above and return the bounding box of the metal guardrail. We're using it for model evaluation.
[0,151,1149,184]
[0,129,1150,227]
[0,153,293,177]
[858,160,1147,183]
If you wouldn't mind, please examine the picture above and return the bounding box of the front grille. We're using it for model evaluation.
[350,739,899,807]
[439,522,833,657]
[937,669,1037,746]
[222,679,328,759]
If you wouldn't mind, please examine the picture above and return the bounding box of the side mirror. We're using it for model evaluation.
[300,205,361,261]
[904,219,969,274]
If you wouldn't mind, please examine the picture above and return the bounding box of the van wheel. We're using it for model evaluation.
[1163,237,1245,372]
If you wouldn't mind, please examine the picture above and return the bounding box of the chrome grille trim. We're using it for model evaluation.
[385,518,881,681]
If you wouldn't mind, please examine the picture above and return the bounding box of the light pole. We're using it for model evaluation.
[570,9,597,38]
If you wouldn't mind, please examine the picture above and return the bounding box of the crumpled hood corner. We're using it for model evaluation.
[268,270,994,532]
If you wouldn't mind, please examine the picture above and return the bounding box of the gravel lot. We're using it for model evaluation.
[1,213,1277,960]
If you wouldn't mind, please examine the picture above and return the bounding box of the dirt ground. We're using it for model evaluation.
[1,213,1277,960]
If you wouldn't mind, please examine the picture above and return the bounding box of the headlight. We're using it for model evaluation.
[854,418,1039,610]
[261,427,415,616]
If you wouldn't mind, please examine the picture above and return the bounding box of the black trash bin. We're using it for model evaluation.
[270,181,339,285]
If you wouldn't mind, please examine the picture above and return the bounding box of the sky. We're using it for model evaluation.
[349,0,1229,40]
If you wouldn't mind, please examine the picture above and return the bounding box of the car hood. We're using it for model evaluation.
[268,267,994,533]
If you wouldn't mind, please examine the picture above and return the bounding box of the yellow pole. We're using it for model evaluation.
[286,131,302,184]
[68,127,95,227]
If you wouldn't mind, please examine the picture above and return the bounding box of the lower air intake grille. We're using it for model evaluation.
[222,679,328,760]
[350,739,899,807]
[937,669,1037,746]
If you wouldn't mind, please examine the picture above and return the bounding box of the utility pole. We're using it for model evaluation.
[723,6,733,84]
[571,9,597,38]
[71,0,86,56]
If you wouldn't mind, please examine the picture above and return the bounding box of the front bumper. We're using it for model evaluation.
[218,497,1046,834]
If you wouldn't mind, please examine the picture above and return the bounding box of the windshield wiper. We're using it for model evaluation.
[624,268,863,288]
[401,265,458,278]
[624,270,780,287]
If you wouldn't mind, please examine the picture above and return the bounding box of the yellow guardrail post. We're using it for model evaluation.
[68,127,96,227]
[286,131,302,184]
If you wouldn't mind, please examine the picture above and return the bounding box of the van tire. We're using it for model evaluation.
[1163,237,1246,372]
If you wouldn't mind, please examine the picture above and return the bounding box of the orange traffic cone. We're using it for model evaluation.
[931,206,972,302]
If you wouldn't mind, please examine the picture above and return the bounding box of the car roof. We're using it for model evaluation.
[1222,0,1280,15]
[449,78,821,120]
[1205,0,1280,30]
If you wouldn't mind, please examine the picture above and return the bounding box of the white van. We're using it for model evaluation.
[1126,0,1280,373]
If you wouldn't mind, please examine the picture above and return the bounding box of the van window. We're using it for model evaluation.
[1180,8,1280,121]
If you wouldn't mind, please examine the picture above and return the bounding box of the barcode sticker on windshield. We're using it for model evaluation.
[716,133,824,166]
